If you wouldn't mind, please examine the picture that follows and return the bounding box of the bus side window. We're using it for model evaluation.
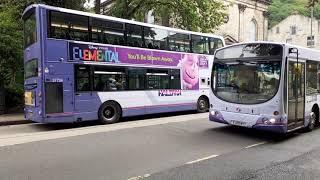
[168,32,190,52]
[306,61,318,95]
[128,68,146,90]
[144,27,169,50]
[191,35,209,54]
[209,38,223,55]
[49,11,89,42]
[169,69,181,89]
[146,69,170,89]
[76,66,91,92]
[93,66,126,91]
[91,18,125,46]
[126,24,143,48]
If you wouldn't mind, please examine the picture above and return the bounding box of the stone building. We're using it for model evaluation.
[268,14,320,49]
[100,0,270,45]
[216,0,270,45]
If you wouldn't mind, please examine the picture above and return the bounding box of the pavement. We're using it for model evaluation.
[0,113,30,126]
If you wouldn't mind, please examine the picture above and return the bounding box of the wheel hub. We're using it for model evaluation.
[199,100,206,109]
[104,107,115,119]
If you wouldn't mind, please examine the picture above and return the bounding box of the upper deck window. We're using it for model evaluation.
[144,27,169,50]
[126,24,143,48]
[192,35,209,54]
[209,38,224,55]
[47,11,223,55]
[92,18,125,45]
[168,32,190,52]
[23,8,37,48]
[49,11,89,42]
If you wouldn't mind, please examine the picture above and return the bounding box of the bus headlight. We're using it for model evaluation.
[210,110,220,116]
[258,116,283,125]
[269,118,276,124]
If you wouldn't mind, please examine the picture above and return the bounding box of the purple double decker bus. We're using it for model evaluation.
[23,4,224,124]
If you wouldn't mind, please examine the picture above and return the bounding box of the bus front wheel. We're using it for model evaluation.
[98,101,121,124]
[305,112,316,132]
[197,97,209,113]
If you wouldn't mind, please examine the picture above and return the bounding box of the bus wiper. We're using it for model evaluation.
[214,60,228,65]
[236,59,256,65]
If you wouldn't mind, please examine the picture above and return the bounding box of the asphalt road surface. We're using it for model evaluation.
[0,111,319,180]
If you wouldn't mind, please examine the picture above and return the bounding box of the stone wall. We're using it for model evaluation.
[268,14,320,49]
[215,0,269,44]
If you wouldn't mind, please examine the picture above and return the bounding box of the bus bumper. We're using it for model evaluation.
[209,110,287,133]
[252,124,287,133]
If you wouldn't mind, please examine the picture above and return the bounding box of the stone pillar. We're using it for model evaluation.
[263,11,268,41]
[238,4,247,42]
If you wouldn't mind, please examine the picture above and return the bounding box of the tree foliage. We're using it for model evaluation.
[107,0,227,33]
[0,0,87,110]
[268,0,320,28]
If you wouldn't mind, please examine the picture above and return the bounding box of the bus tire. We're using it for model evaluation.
[305,112,316,132]
[98,101,121,124]
[197,96,209,113]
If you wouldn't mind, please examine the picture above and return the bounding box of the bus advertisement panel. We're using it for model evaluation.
[70,42,210,90]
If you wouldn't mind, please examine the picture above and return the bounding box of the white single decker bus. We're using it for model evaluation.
[209,42,320,133]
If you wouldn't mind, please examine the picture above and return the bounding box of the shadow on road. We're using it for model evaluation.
[205,125,312,143]
[27,110,199,132]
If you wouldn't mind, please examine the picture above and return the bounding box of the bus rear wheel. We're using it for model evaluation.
[197,97,209,113]
[98,101,121,124]
[305,112,316,132]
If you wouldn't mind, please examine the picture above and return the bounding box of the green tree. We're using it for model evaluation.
[0,0,87,110]
[268,0,320,28]
[95,0,101,14]
[308,0,319,7]
[107,0,227,33]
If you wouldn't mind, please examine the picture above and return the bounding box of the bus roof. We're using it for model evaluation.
[216,41,320,61]
[23,4,224,41]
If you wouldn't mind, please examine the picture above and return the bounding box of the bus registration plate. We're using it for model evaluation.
[230,120,247,127]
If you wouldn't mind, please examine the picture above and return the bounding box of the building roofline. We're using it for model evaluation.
[269,14,317,29]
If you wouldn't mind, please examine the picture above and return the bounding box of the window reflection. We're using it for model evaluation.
[213,61,281,104]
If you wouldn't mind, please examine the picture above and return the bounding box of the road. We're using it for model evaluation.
[0,111,319,180]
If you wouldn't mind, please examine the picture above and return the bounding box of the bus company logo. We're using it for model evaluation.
[158,90,182,96]
[198,56,209,68]
[236,107,241,112]
[71,44,120,63]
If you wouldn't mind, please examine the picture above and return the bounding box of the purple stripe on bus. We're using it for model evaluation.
[123,103,196,117]
[123,103,197,110]
[46,112,74,116]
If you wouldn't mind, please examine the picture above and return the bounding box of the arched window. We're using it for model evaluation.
[146,10,155,24]
[249,19,258,41]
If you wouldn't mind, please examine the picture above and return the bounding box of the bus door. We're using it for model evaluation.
[287,58,305,130]
[74,66,97,114]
